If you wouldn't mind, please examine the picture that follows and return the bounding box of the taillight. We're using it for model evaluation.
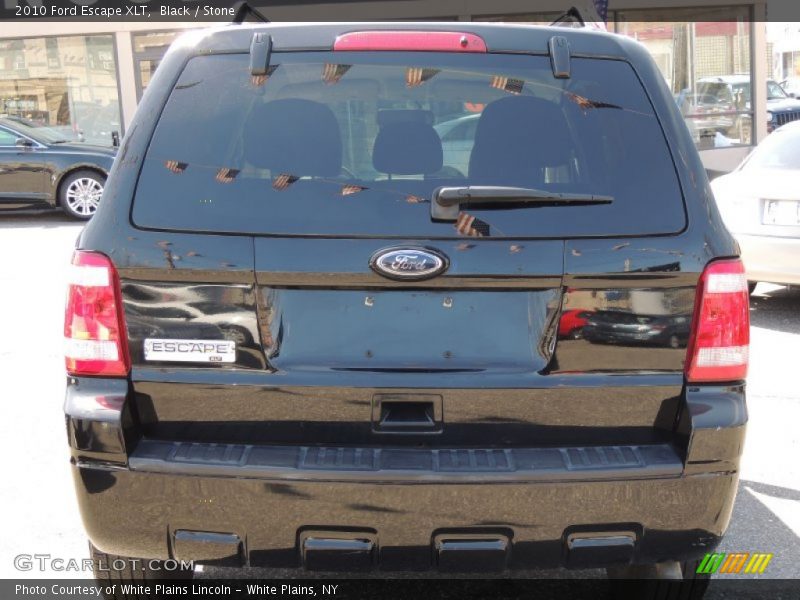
[333,31,487,53]
[64,251,130,377]
[685,258,750,383]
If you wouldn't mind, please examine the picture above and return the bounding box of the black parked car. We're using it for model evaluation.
[584,311,691,349]
[0,117,116,219]
[64,21,749,597]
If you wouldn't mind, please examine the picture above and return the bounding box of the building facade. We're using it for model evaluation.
[771,23,800,80]
[0,0,768,171]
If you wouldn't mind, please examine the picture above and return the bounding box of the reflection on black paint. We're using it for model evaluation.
[583,311,690,349]
[122,282,265,370]
[80,468,117,495]
[555,286,694,373]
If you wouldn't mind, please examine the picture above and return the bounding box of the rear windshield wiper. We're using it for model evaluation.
[431,186,613,220]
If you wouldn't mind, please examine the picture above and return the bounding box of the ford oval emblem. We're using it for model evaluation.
[369,247,449,281]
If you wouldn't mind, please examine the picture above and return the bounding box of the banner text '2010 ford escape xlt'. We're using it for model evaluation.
[64,20,749,599]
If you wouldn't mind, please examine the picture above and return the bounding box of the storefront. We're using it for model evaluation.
[0,0,767,171]
[0,33,121,145]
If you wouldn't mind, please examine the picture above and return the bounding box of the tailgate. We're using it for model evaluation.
[121,40,698,451]
[125,236,696,450]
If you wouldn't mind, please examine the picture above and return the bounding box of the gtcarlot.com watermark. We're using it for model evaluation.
[14,553,194,573]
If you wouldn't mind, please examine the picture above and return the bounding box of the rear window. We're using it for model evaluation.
[132,51,685,238]
[696,82,735,105]
[742,126,800,171]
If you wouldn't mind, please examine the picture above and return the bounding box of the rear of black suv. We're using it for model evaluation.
[65,23,748,585]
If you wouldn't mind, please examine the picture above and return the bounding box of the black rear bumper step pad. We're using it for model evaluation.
[128,440,682,482]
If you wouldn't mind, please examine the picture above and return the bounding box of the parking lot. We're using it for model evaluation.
[0,211,798,582]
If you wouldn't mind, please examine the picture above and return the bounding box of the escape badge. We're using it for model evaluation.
[144,339,236,363]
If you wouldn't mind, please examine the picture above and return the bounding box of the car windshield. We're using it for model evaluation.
[742,126,800,170]
[132,51,685,238]
[0,117,68,144]
[767,80,789,100]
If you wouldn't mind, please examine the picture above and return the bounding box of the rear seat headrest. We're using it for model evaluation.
[244,98,342,177]
[469,95,573,184]
[373,111,443,175]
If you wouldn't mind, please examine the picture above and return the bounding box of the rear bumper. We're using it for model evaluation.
[66,379,746,572]
[73,460,737,571]
[737,233,800,286]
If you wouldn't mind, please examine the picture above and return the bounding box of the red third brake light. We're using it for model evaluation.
[685,258,750,383]
[334,31,487,53]
[64,251,130,377]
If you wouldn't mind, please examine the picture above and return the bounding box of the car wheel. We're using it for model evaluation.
[668,335,681,349]
[90,542,192,600]
[60,170,106,220]
[569,328,583,340]
[221,325,251,345]
[609,559,710,600]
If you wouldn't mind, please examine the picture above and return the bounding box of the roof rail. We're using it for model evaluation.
[550,7,586,28]
[232,1,270,24]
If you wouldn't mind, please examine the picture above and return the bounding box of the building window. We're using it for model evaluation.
[474,12,560,25]
[617,7,753,149]
[133,31,188,101]
[0,35,121,146]
[777,49,800,95]
[477,6,755,150]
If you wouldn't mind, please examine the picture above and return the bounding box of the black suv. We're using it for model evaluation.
[64,22,749,594]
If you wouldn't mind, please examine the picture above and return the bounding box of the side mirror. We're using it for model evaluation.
[789,92,797,98]
[15,137,33,148]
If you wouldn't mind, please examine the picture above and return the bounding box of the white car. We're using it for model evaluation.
[434,113,479,176]
[711,120,800,287]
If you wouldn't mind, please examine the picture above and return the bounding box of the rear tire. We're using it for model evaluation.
[90,542,193,600]
[59,170,106,220]
[608,559,710,600]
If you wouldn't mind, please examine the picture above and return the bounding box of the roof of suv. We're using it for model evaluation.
[174,22,651,61]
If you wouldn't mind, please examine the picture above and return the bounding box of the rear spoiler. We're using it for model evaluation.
[551,3,608,29]
[551,7,586,27]
[231,1,270,24]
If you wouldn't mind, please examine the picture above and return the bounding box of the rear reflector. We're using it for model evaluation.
[64,251,130,377]
[334,31,487,53]
[685,258,750,383]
